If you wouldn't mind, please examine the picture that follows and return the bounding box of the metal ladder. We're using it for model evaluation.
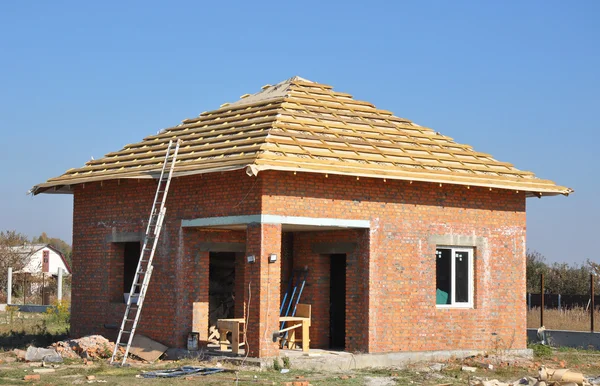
[110,139,181,365]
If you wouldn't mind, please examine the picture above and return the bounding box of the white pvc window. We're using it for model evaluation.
[435,247,473,308]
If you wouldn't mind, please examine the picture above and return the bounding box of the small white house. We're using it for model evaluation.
[11,244,71,276]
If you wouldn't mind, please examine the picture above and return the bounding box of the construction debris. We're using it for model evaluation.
[470,366,589,386]
[538,366,585,385]
[52,335,121,360]
[140,366,224,378]
[32,368,56,373]
[24,346,63,363]
[128,334,168,362]
[23,374,40,381]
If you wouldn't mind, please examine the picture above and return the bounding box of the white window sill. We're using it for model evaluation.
[436,304,473,309]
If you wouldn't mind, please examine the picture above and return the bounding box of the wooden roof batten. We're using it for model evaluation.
[30,76,573,198]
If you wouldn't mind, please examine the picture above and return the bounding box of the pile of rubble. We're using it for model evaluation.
[13,335,123,363]
[51,335,122,359]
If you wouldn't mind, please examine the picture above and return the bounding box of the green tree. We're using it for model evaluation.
[526,250,593,295]
[526,250,549,293]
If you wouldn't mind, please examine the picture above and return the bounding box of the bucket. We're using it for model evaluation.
[187,332,199,351]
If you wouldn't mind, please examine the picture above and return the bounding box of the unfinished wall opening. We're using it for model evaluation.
[209,252,236,332]
[329,253,346,350]
[109,241,141,303]
[123,242,141,300]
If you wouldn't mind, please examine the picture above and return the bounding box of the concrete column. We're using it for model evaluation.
[7,267,12,305]
[57,268,63,302]
[244,223,282,358]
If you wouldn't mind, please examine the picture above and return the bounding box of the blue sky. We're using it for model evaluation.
[0,1,597,264]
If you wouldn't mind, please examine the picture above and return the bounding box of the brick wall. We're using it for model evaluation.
[71,171,261,347]
[261,171,527,353]
[291,229,370,351]
[71,168,527,355]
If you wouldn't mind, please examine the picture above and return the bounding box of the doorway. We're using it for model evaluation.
[329,253,346,349]
[208,252,236,328]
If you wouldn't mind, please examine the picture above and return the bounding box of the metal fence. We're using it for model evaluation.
[527,293,600,310]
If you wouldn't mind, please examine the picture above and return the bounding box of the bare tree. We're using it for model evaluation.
[0,230,30,295]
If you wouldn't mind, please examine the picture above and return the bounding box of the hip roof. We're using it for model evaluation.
[31,76,572,197]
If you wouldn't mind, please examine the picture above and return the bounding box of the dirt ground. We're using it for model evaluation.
[2,312,600,385]
[1,347,600,386]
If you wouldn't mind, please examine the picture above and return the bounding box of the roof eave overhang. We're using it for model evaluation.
[245,164,573,198]
[31,163,573,198]
[30,163,252,196]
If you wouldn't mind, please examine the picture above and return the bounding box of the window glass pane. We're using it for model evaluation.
[455,251,469,303]
[436,248,452,305]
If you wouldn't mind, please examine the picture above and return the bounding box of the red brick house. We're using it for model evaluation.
[32,77,571,358]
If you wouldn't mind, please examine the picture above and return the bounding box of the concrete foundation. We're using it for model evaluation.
[527,328,600,350]
[168,347,533,370]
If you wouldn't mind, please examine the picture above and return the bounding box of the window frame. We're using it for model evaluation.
[435,246,474,309]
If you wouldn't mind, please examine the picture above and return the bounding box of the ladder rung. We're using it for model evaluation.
[118,342,128,346]
[122,330,131,334]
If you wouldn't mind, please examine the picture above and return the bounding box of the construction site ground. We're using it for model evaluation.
[0,347,598,385]
[3,311,600,385]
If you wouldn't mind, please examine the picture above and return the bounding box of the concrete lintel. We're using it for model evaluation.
[182,214,370,229]
[198,242,246,252]
[428,234,486,250]
[106,232,145,243]
[312,242,357,254]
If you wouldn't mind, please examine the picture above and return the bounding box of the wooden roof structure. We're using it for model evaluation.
[32,76,572,197]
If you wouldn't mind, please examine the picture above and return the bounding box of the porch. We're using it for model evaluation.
[180,214,371,358]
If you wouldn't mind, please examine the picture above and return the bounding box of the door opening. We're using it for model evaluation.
[329,253,346,350]
[209,252,236,330]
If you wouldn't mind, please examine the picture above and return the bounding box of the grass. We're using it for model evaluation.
[3,307,600,384]
[0,344,598,385]
[527,306,600,331]
[0,307,69,349]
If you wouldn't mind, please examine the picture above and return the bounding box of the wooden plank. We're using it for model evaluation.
[192,302,209,342]
[129,334,168,362]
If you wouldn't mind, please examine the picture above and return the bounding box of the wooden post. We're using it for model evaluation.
[57,268,63,302]
[540,273,544,327]
[591,273,595,332]
[41,274,45,305]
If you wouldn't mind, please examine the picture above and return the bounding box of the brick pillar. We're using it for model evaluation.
[179,229,209,347]
[347,228,370,352]
[244,223,282,358]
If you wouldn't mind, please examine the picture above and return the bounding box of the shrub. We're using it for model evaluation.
[45,300,70,324]
[530,343,553,358]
